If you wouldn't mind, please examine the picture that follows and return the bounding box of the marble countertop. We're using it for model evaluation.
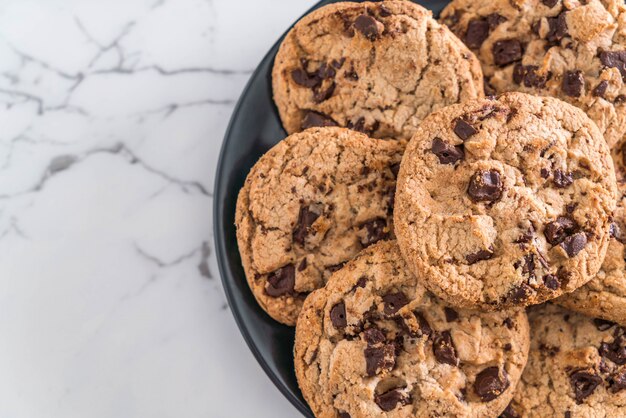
[0,1,315,416]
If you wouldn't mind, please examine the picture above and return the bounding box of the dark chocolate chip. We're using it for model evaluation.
[415,312,432,337]
[593,80,609,97]
[594,318,616,331]
[468,170,503,202]
[569,369,602,404]
[560,232,587,257]
[364,328,386,345]
[331,58,346,69]
[433,331,459,366]
[465,19,490,49]
[327,262,346,273]
[355,276,368,289]
[390,163,401,178]
[445,307,459,322]
[542,0,558,7]
[599,335,626,365]
[499,403,520,418]
[298,258,307,271]
[265,264,295,297]
[293,205,321,245]
[564,412,571,418]
[432,138,464,164]
[546,13,568,44]
[562,70,584,97]
[354,15,380,41]
[540,167,551,178]
[513,64,549,88]
[374,389,409,412]
[609,369,626,393]
[364,344,396,376]
[504,318,514,329]
[301,111,338,130]
[383,292,409,316]
[291,68,320,88]
[493,39,523,66]
[615,94,626,103]
[543,274,561,290]
[454,118,478,140]
[347,117,378,136]
[313,82,336,103]
[553,169,574,188]
[316,63,336,80]
[599,50,626,80]
[330,302,347,328]
[466,247,495,264]
[359,218,389,247]
[474,367,509,402]
[338,412,351,418]
[544,216,577,245]
[509,283,534,304]
[486,13,507,30]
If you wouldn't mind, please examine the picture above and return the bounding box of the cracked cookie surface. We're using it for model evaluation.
[441,0,626,148]
[235,127,404,325]
[394,93,617,311]
[556,135,626,325]
[272,0,484,141]
[294,240,529,418]
[505,303,626,417]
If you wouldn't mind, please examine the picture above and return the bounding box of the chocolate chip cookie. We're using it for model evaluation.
[556,136,626,325]
[503,303,626,417]
[235,127,403,325]
[295,240,529,418]
[272,0,484,141]
[394,93,617,311]
[440,0,626,148]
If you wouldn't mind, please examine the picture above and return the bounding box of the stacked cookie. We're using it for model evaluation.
[235,1,626,417]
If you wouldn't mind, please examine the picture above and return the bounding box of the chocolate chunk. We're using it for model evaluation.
[560,232,587,257]
[331,58,345,69]
[345,66,359,81]
[313,82,336,103]
[553,169,574,188]
[569,369,602,403]
[375,389,409,412]
[599,335,626,365]
[359,218,389,247]
[474,367,509,402]
[546,13,568,44]
[509,283,534,303]
[316,63,336,80]
[540,167,551,178]
[364,344,395,376]
[493,39,523,66]
[415,312,432,337]
[564,412,571,418]
[599,50,626,80]
[432,138,464,164]
[444,307,459,322]
[616,94,626,103]
[594,318,616,331]
[466,247,495,264]
[433,331,459,366]
[291,68,320,88]
[544,216,577,245]
[354,276,368,289]
[454,118,478,140]
[486,13,507,30]
[354,15,380,41]
[265,264,295,297]
[327,262,346,273]
[338,412,351,418]
[609,369,626,393]
[330,302,347,328]
[562,70,584,97]
[543,274,561,290]
[519,253,536,279]
[500,403,520,418]
[298,258,307,271]
[465,19,490,49]
[593,80,609,98]
[383,292,409,315]
[542,0,558,7]
[293,205,321,245]
[301,111,338,130]
[364,328,386,345]
[468,170,503,202]
[390,163,401,178]
[347,117,378,136]
[513,64,549,88]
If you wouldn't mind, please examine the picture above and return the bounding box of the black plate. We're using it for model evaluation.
[214,1,451,416]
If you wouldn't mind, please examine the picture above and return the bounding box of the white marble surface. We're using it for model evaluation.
[0,1,316,416]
